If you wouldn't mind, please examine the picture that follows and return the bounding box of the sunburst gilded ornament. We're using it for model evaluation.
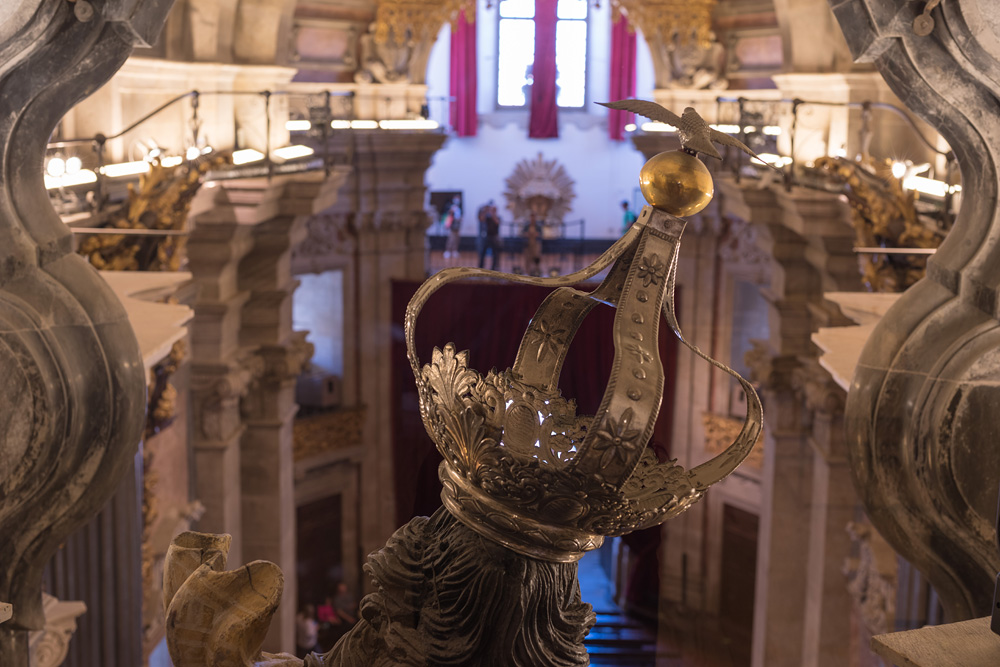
[405,103,763,562]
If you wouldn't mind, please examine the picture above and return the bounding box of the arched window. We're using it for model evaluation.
[497,0,588,109]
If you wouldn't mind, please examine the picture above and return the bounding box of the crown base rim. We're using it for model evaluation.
[439,464,604,563]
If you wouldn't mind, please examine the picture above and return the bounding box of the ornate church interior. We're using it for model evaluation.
[3,0,1000,665]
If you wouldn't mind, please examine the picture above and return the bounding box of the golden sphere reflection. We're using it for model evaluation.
[639,150,714,217]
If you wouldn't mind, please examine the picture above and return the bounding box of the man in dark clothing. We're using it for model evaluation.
[478,200,502,270]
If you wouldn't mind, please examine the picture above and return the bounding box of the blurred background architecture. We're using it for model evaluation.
[2,0,989,665]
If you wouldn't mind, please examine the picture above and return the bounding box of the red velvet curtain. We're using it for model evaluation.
[449,9,478,137]
[528,0,559,138]
[391,279,679,526]
[608,14,636,141]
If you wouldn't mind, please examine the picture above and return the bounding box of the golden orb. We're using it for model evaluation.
[639,150,714,217]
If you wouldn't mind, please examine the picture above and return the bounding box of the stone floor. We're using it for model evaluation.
[577,554,747,667]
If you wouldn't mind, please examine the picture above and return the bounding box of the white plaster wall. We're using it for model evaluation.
[293,270,345,375]
[424,0,656,239]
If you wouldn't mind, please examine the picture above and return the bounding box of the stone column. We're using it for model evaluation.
[295,131,446,559]
[720,179,860,667]
[795,365,855,667]
[233,172,347,652]
[188,188,260,568]
[658,221,721,612]
[746,349,814,667]
[190,170,348,653]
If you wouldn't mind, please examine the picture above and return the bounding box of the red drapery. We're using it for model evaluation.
[449,9,478,137]
[608,14,636,141]
[528,0,559,138]
[391,279,679,525]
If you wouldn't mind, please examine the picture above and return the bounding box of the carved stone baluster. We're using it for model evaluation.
[830,0,1000,620]
[0,0,174,664]
[831,0,1000,620]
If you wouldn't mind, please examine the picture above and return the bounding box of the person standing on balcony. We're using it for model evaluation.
[444,196,463,259]
[478,200,502,270]
[621,199,637,235]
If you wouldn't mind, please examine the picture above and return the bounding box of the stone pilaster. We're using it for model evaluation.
[294,131,446,559]
[189,171,347,653]
[188,189,260,568]
[719,177,862,667]
[237,173,346,652]
[657,223,720,613]
[793,362,855,667]
[746,347,814,667]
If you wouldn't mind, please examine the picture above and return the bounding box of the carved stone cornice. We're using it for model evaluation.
[291,133,444,273]
[257,332,315,383]
[843,521,897,637]
[718,215,771,284]
[0,0,172,658]
[703,412,764,470]
[293,406,367,462]
[744,340,800,393]
[194,348,267,397]
[27,595,87,667]
[790,359,846,416]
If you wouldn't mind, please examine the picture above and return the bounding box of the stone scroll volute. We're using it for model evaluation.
[830,0,1000,619]
[0,0,174,664]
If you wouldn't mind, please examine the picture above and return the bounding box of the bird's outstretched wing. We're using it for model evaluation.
[598,100,683,128]
[709,129,781,172]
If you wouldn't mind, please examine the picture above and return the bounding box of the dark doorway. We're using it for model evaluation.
[719,504,759,666]
[296,494,343,608]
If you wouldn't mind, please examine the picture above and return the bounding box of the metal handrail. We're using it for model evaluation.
[47,88,357,148]
[714,95,951,158]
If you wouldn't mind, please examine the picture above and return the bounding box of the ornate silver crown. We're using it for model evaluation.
[405,205,762,562]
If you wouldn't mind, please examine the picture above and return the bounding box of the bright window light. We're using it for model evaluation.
[903,175,952,197]
[763,126,782,136]
[286,119,312,131]
[272,145,315,160]
[641,122,677,132]
[232,148,265,165]
[624,123,636,132]
[378,119,440,130]
[751,153,793,168]
[555,19,586,108]
[101,161,151,178]
[160,156,184,167]
[497,18,535,107]
[350,120,379,129]
[497,0,587,109]
[331,120,352,129]
[710,124,741,134]
[45,169,97,189]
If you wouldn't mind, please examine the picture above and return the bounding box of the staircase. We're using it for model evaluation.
[578,551,659,666]
[585,608,659,666]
